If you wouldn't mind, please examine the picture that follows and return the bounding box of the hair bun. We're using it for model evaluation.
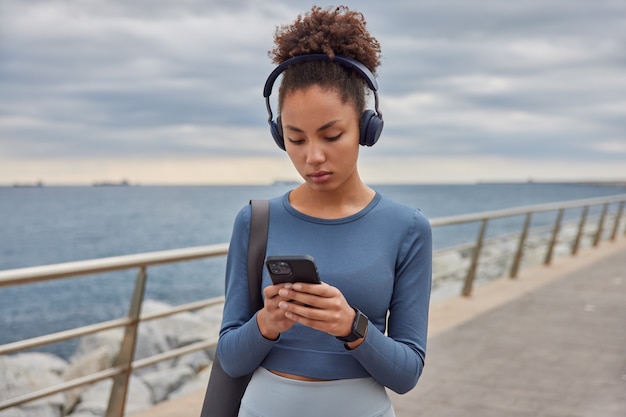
[270,6,381,75]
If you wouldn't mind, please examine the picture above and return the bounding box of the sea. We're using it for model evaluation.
[1,182,625,359]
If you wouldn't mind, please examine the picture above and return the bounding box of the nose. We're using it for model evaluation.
[305,141,326,165]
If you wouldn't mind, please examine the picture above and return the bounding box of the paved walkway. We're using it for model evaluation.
[131,238,626,417]
[390,238,626,417]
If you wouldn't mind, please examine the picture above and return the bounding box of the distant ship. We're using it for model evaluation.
[13,181,44,188]
[92,180,130,187]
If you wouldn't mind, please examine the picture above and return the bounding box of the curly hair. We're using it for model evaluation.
[269,6,382,116]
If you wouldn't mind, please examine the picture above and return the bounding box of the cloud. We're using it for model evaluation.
[0,0,624,184]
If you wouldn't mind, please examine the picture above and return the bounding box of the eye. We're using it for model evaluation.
[325,133,342,141]
[287,137,305,145]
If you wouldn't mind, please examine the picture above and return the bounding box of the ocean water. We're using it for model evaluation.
[1,182,624,358]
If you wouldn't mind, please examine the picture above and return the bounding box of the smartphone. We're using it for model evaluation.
[265,255,321,285]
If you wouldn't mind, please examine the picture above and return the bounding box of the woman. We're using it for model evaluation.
[217,6,432,417]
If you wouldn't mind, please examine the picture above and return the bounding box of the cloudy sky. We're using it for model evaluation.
[1,0,624,185]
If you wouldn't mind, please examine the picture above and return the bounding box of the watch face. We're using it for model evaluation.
[355,311,368,337]
[336,308,369,343]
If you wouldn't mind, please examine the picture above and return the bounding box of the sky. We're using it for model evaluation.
[1,0,625,185]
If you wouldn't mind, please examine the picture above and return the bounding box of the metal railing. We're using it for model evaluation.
[429,193,626,295]
[0,244,228,416]
[1,193,625,416]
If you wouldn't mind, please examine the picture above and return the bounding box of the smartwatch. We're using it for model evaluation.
[336,307,368,343]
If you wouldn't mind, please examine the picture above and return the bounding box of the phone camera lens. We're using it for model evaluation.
[270,261,292,275]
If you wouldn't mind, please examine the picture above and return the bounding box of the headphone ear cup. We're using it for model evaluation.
[270,116,285,150]
[359,110,384,147]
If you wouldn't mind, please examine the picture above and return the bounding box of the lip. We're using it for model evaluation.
[308,171,332,183]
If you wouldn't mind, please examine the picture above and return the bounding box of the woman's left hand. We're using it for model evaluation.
[277,282,361,344]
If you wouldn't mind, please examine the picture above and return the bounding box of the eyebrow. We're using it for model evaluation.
[284,119,341,133]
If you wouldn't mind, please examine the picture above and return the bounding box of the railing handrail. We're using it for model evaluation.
[1,192,625,416]
[430,193,626,226]
[0,243,229,286]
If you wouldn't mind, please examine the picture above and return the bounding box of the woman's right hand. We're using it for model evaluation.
[256,283,297,340]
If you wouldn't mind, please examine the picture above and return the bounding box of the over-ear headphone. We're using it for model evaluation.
[263,54,384,150]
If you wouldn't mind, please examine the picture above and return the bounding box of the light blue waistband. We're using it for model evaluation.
[238,367,395,417]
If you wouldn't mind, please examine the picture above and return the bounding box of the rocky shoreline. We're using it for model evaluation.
[0,301,223,417]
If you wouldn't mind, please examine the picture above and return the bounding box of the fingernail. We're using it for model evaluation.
[278,301,288,310]
[292,283,302,291]
[279,289,289,297]
[283,283,292,289]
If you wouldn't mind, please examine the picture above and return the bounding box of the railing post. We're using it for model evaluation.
[544,208,564,265]
[622,201,626,236]
[610,201,624,241]
[592,203,609,247]
[571,206,588,255]
[510,212,532,278]
[462,219,488,297]
[105,266,148,417]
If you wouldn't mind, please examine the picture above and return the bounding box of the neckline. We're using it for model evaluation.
[281,191,381,225]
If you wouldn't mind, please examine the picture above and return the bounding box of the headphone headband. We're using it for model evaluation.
[263,54,384,149]
[263,54,378,98]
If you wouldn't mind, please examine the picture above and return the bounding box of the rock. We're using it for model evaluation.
[63,328,124,413]
[63,345,118,413]
[433,250,466,278]
[140,365,195,403]
[168,364,212,399]
[132,322,173,376]
[70,328,123,362]
[0,404,60,417]
[2,299,224,417]
[137,300,219,370]
[194,304,223,361]
[70,377,152,417]
[172,350,211,373]
[0,407,24,417]
[140,300,208,348]
[0,353,67,417]
[7,352,68,376]
[195,303,224,326]
[65,412,99,417]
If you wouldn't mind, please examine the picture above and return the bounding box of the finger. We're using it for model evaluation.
[262,288,300,329]
[281,305,341,335]
[290,282,335,297]
[277,289,316,308]
[279,286,346,312]
[279,282,337,301]
[258,306,294,337]
[263,282,292,297]
[279,299,328,321]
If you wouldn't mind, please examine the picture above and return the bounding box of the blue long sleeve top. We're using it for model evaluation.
[217,191,432,394]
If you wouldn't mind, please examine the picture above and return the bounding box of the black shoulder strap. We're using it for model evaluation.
[247,199,269,314]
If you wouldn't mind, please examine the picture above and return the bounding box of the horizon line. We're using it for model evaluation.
[4,178,626,188]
